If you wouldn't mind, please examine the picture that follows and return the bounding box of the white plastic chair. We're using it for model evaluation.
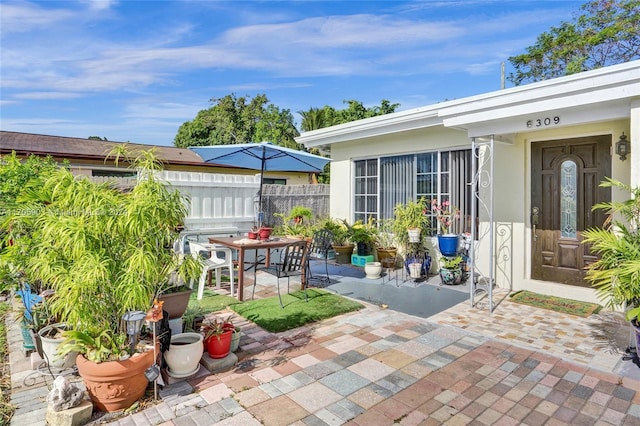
[188,242,235,299]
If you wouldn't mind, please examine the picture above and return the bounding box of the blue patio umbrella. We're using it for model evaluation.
[190,142,331,225]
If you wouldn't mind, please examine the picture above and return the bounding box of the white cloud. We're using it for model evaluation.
[1,6,567,98]
[14,91,84,100]
[81,0,118,12]
[0,1,580,146]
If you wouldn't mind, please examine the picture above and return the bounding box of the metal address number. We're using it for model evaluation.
[526,116,560,128]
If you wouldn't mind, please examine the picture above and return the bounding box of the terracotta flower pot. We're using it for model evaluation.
[76,348,156,412]
[205,329,233,359]
[258,227,273,240]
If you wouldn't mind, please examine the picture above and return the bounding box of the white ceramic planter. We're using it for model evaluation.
[407,228,421,243]
[164,332,204,378]
[408,262,422,279]
[364,262,382,279]
[38,323,76,369]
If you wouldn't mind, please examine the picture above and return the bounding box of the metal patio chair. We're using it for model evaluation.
[306,229,334,287]
[253,240,309,308]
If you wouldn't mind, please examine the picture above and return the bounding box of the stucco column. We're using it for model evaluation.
[631,99,640,189]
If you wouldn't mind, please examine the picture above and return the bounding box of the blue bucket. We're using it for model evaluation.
[438,235,460,256]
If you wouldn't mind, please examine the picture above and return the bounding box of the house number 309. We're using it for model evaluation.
[526,116,560,128]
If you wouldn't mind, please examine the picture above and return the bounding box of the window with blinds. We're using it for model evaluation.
[354,159,378,223]
[354,149,476,235]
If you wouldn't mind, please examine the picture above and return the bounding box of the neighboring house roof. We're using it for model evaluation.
[0,131,206,166]
[297,60,640,148]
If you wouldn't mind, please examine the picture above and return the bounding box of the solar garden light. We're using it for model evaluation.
[122,310,147,355]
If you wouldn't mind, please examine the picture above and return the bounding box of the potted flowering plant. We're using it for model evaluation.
[430,199,460,235]
[349,218,377,256]
[431,199,460,257]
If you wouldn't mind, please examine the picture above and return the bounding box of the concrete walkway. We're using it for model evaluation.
[6,264,640,425]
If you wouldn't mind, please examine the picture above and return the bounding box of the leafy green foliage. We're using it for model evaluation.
[441,256,463,270]
[58,329,128,363]
[348,218,377,246]
[299,99,400,131]
[0,152,59,211]
[508,0,640,85]
[0,152,59,277]
[3,148,202,361]
[375,218,397,249]
[583,178,640,315]
[174,93,300,149]
[392,197,431,253]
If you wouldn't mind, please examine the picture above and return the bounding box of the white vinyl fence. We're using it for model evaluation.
[159,171,261,233]
[93,171,330,235]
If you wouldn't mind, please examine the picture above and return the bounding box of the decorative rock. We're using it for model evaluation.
[45,400,93,426]
[47,375,84,412]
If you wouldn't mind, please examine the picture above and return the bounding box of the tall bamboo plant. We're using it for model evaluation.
[4,148,201,360]
[583,178,640,313]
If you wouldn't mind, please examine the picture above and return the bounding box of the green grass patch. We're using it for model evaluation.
[187,289,240,313]
[509,290,601,317]
[231,289,364,333]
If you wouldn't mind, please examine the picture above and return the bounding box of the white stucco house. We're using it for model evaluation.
[296,60,640,307]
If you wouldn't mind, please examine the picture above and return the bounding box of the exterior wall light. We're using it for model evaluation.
[616,132,630,161]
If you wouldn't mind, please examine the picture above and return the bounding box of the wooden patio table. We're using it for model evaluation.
[207,236,303,301]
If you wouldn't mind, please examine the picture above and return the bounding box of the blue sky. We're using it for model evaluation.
[1,0,585,147]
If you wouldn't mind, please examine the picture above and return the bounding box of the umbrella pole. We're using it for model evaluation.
[257,148,266,228]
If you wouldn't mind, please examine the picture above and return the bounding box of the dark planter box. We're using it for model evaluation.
[158,288,194,320]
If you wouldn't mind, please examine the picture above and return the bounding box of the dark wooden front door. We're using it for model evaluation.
[531,135,611,286]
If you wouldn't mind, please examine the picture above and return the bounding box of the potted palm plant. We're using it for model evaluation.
[4,147,202,412]
[583,178,640,352]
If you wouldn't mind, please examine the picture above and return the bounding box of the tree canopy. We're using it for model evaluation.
[174,94,300,149]
[508,0,640,85]
[299,99,400,131]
